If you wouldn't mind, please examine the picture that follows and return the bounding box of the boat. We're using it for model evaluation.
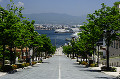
[54,29,70,33]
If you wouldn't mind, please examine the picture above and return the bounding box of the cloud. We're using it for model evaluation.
[17,1,24,7]
[0,0,2,2]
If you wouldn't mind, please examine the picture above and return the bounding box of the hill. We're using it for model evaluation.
[23,13,87,25]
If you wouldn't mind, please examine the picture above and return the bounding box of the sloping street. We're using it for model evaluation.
[0,48,115,79]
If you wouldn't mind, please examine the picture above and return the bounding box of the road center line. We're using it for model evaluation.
[59,56,61,79]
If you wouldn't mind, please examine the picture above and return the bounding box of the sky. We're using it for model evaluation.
[0,0,120,16]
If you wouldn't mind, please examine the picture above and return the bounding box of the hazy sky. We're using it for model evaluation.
[0,0,120,16]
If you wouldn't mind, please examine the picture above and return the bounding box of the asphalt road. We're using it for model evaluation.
[0,54,116,79]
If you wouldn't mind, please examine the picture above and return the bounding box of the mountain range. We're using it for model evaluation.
[23,13,87,25]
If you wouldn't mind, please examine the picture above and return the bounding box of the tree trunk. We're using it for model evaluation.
[45,51,47,59]
[38,52,40,60]
[70,54,72,58]
[97,45,99,66]
[106,42,110,70]
[26,47,28,63]
[36,56,37,61]
[77,55,78,62]
[9,46,13,65]
[32,47,35,62]
[2,44,5,66]
[86,54,87,63]
[67,54,69,57]
[72,52,74,59]
[93,52,94,63]
[13,47,16,64]
[21,48,24,59]
[41,52,42,58]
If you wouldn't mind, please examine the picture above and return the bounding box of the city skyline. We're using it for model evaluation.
[0,0,120,16]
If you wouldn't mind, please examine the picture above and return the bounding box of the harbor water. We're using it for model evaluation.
[35,30,73,48]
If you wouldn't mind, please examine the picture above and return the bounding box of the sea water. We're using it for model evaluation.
[35,30,73,48]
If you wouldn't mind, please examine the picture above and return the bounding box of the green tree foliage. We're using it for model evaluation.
[63,45,72,56]
[79,3,120,69]
[0,0,54,66]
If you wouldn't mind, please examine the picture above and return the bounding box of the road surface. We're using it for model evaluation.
[0,47,115,79]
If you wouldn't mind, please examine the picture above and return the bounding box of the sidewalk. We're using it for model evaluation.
[73,58,120,77]
[90,66,120,77]
[0,60,44,77]
[0,72,6,77]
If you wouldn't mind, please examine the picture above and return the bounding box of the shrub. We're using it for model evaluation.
[16,63,23,68]
[1,65,13,72]
[38,60,42,63]
[32,62,37,65]
[26,63,30,66]
[81,61,88,65]
[101,66,107,71]
[12,64,17,70]
[101,66,117,72]
[22,63,25,67]
[111,67,117,72]
[90,64,96,67]
[22,63,30,67]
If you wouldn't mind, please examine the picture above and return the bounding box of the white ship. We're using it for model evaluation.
[54,29,70,33]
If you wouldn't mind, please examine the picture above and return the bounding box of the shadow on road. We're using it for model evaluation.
[74,65,88,69]
[95,77,117,79]
[42,62,50,64]
[81,69,101,72]
[95,77,111,79]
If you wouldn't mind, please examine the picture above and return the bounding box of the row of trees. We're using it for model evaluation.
[0,0,56,67]
[63,2,120,70]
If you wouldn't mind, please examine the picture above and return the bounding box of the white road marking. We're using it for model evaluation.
[59,56,61,79]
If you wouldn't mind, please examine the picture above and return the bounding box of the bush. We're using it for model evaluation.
[38,60,42,63]
[101,66,117,72]
[90,64,96,67]
[26,63,30,66]
[12,64,17,70]
[1,65,13,72]
[22,63,25,67]
[101,66,107,71]
[22,63,30,67]
[111,67,117,72]
[16,63,23,68]
[81,61,88,65]
[32,62,37,65]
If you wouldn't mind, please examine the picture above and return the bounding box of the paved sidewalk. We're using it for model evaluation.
[90,66,120,77]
